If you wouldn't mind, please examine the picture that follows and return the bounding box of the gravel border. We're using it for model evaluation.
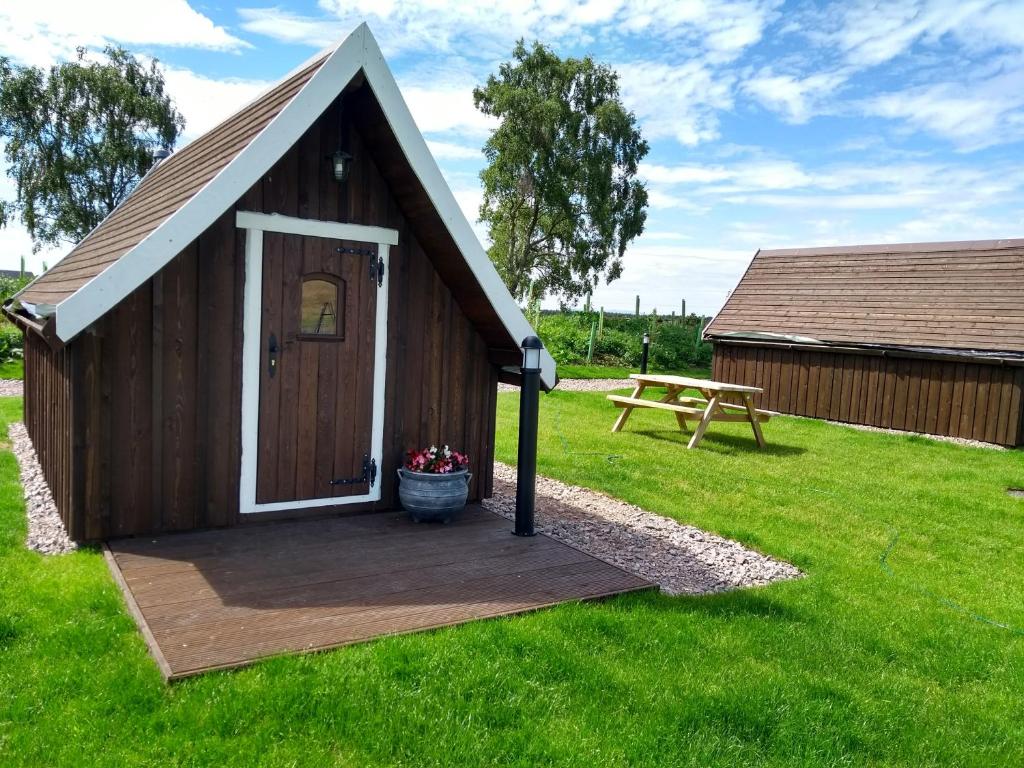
[484,462,802,595]
[499,377,631,393]
[822,419,1007,450]
[0,379,23,397]
[8,422,76,555]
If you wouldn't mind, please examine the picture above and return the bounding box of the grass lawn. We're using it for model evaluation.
[1,392,1023,766]
[559,363,710,380]
[0,359,23,379]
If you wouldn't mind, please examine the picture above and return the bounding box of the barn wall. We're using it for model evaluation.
[22,332,77,536]
[712,343,1024,446]
[70,92,498,540]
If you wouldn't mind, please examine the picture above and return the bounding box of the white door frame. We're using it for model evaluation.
[237,211,398,515]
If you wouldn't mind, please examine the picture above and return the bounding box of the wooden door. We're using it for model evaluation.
[256,231,378,504]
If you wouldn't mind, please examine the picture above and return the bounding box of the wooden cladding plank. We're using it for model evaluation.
[712,342,1024,445]
[24,333,75,537]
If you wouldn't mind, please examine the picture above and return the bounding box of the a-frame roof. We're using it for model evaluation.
[14,24,555,387]
[705,238,1024,356]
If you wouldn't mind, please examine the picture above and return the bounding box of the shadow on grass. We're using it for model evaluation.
[638,588,810,623]
[630,429,807,457]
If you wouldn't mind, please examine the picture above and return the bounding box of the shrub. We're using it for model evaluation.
[534,309,712,371]
[0,273,31,364]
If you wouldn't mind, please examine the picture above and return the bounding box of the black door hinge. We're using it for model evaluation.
[368,255,385,287]
[330,454,377,487]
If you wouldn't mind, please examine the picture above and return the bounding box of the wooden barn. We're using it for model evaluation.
[4,25,556,542]
[705,239,1024,446]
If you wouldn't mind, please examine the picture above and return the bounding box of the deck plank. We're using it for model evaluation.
[106,505,652,680]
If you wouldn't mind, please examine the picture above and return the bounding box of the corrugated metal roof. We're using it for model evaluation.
[705,238,1024,355]
[17,53,328,307]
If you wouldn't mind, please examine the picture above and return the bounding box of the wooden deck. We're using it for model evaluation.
[105,505,652,680]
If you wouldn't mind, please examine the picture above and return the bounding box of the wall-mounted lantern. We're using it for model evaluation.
[330,149,353,183]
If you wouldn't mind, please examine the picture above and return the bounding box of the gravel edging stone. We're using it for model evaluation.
[0,379,23,397]
[499,378,631,393]
[484,462,801,595]
[9,422,76,555]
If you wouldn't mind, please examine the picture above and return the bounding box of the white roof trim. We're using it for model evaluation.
[52,25,554,386]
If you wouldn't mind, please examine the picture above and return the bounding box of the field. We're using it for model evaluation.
[0,391,1022,766]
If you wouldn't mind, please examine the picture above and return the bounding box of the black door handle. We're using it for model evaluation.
[268,332,278,378]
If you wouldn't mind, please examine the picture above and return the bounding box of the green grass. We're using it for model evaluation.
[0,359,23,379]
[1,392,1023,766]
[559,363,710,380]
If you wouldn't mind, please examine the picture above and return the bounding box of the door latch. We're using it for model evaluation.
[268,332,278,378]
[330,454,377,487]
[368,256,384,287]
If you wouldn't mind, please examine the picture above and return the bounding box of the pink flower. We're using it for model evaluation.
[404,444,469,473]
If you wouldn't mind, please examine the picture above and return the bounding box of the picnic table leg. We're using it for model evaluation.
[611,384,645,432]
[743,394,767,449]
[663,386,689,432]
[687,395,720,449]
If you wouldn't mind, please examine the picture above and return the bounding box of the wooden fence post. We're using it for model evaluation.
[598,307,604,338]
[586,321,597,364]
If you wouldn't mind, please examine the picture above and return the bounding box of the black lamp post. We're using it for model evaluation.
[640,331,650,374]
[514,335,543,537]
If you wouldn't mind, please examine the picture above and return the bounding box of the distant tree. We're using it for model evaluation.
[0,46,184,250]
[473,41,648,305]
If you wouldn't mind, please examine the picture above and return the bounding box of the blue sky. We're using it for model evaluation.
[2,0,1023,314]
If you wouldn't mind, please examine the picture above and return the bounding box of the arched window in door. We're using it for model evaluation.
[299,274,345,339]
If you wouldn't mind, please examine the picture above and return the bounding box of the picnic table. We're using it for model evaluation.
[607,374,772,450]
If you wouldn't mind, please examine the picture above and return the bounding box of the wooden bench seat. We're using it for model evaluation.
[607,395,772,423]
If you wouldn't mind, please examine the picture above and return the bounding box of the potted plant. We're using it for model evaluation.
[397,445,472,523]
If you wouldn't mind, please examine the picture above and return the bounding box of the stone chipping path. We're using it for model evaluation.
[8,422,76,555]
[498,378,631,393]
[484,462,802,595]
[0,379,23,397]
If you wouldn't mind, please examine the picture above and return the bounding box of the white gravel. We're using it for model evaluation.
[0,379,23,397]
[8,422,76,555]
[484,462,802,595]
[499,378,631,393]
[822,419,1007,450]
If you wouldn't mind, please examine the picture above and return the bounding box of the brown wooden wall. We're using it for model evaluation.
[57,91,497,541]
[22,332,77,536]
[712,343,1024,446]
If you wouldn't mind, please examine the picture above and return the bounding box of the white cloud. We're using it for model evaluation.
[828,0,1024,68]
[241,0,778,60]
[643,159,812,190]
[425,140,484,161]
[863,61,1024,149]
[0,1,247,66]
[618,60,734,146]
[235,8,347,49]
[400,83,498,138]
[742,69,847,123]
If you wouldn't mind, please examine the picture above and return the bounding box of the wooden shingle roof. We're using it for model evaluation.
[17,54,328,309]
[706,239,1024,356]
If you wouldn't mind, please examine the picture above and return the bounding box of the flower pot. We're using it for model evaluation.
[397,467,471,523]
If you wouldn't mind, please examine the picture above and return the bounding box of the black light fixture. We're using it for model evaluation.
[330,149,353,183]
[640,331,650,374]
[514,336,543,537]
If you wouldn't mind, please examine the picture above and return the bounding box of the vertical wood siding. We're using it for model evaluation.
[23,332,76,536]
[65,92,498,540]
[712,343,1024,446]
